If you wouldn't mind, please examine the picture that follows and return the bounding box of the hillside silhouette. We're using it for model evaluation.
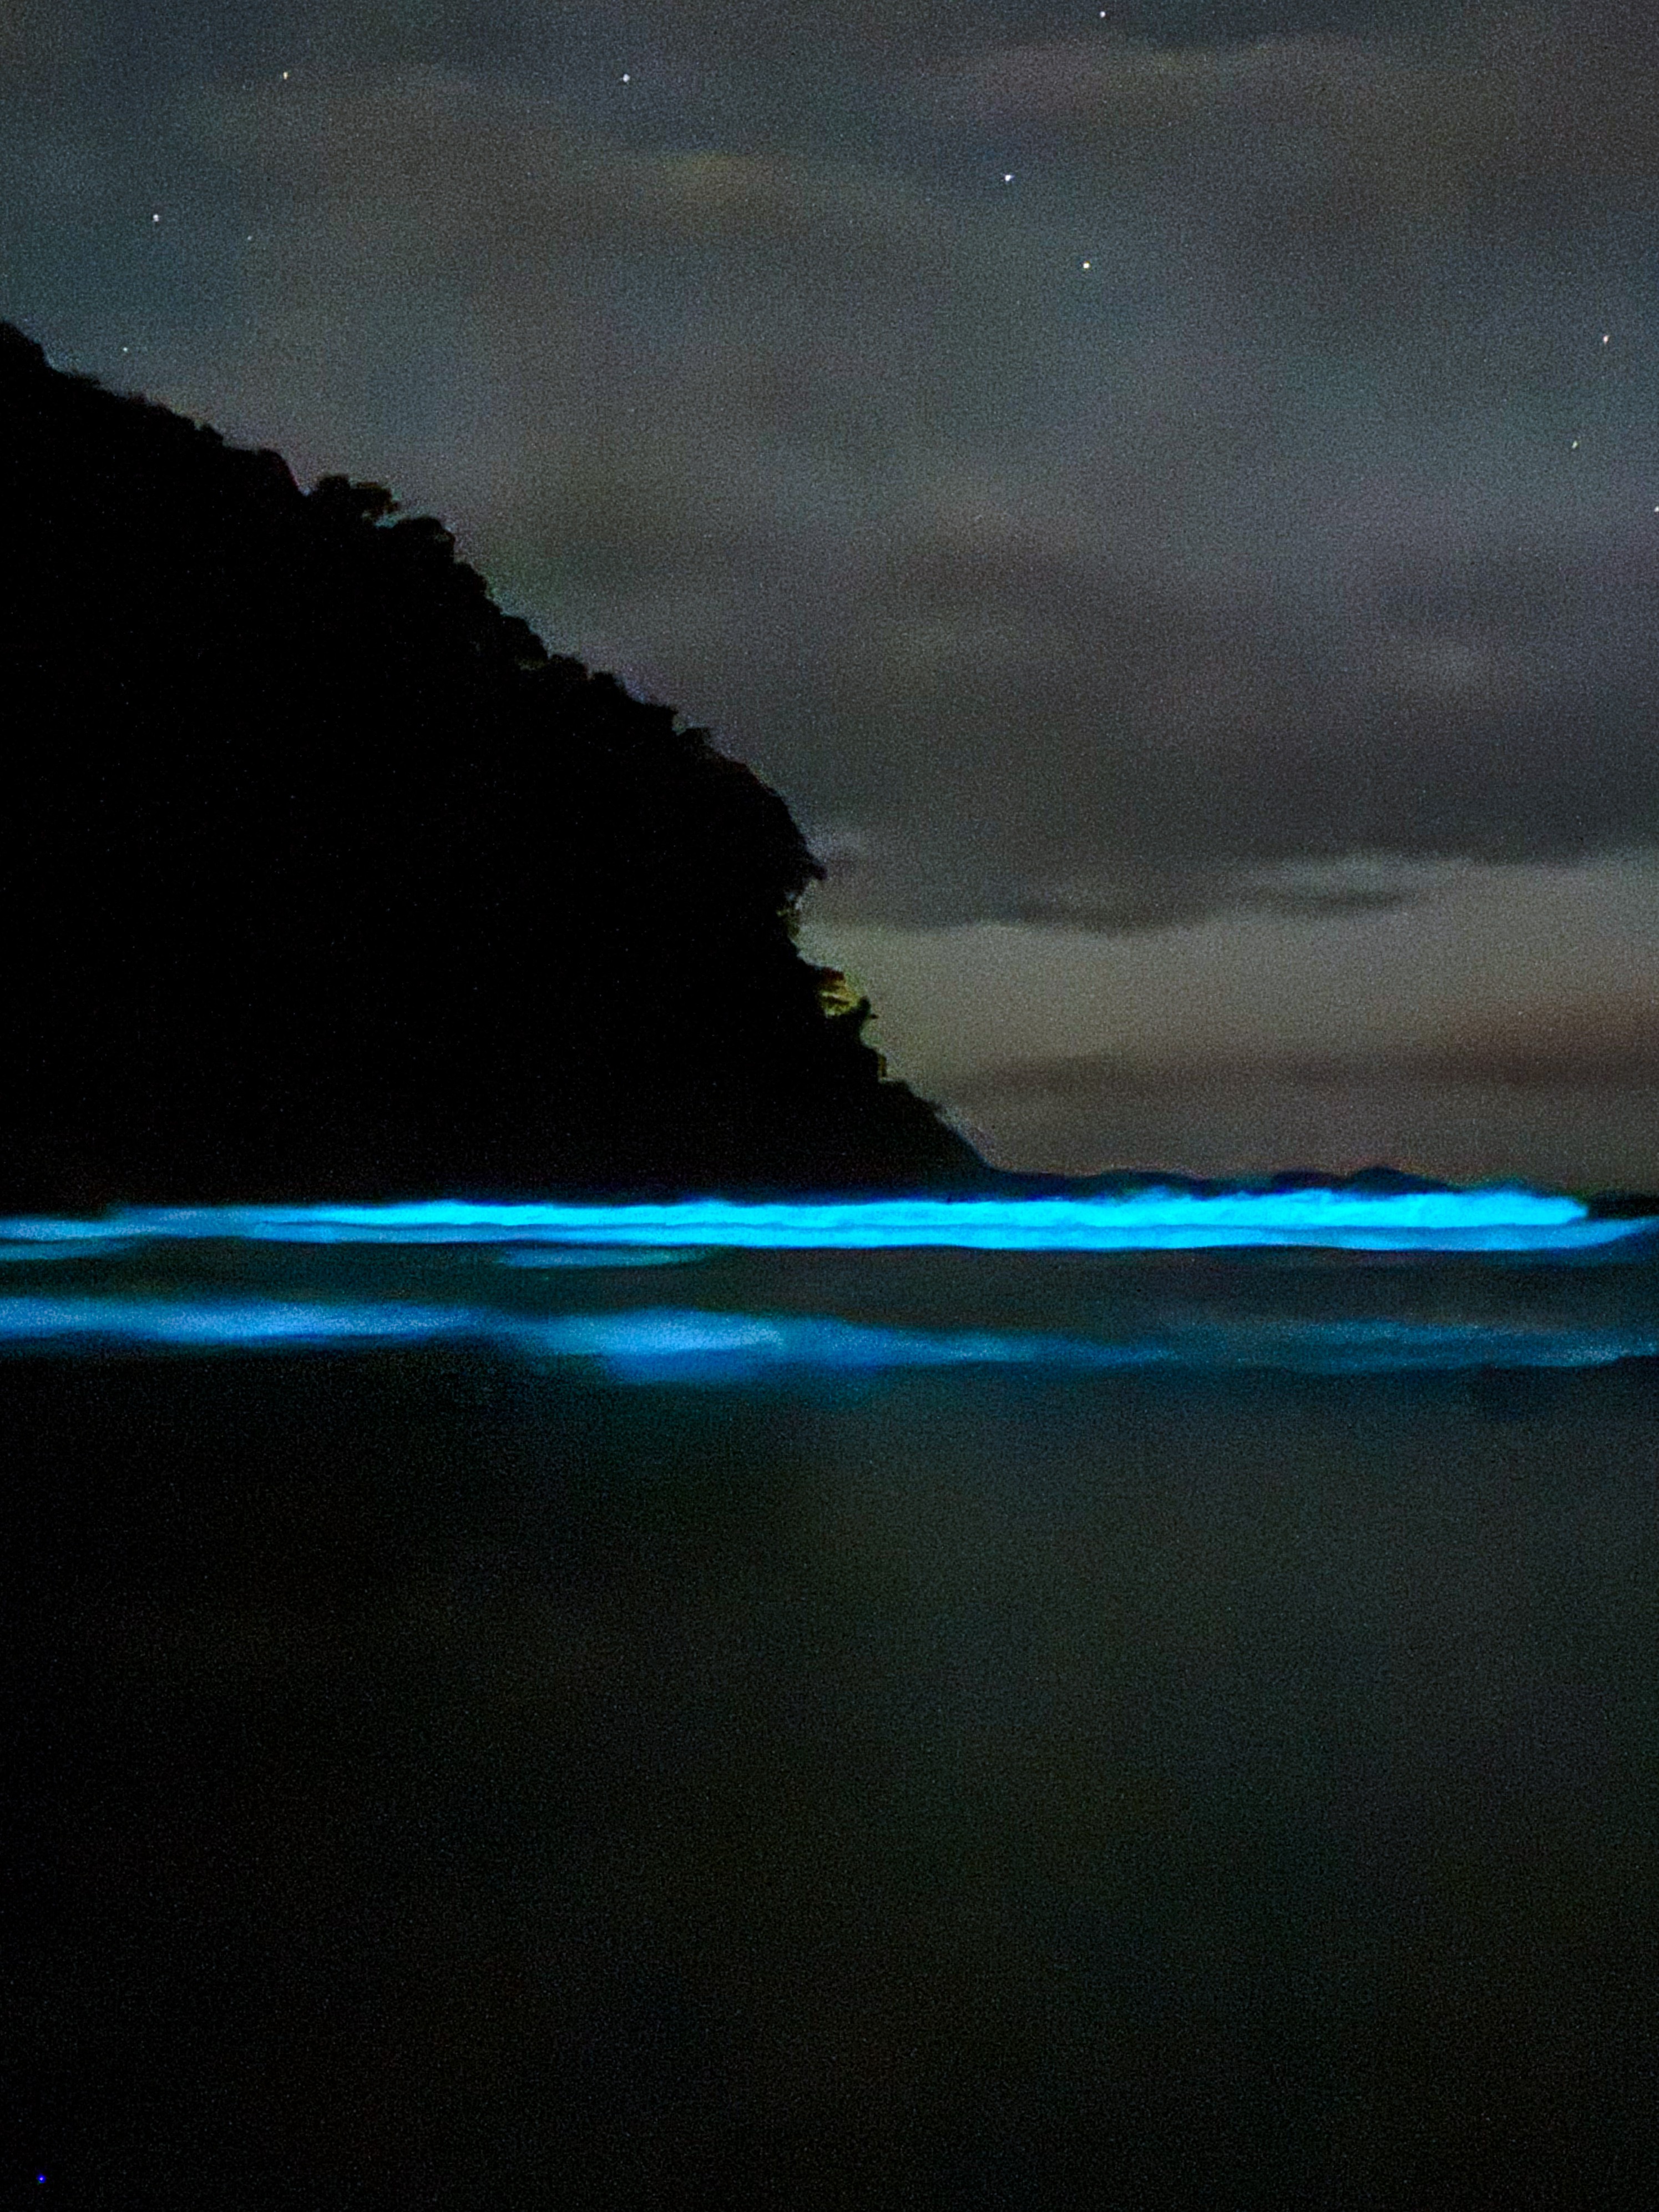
[0,322,987,1206]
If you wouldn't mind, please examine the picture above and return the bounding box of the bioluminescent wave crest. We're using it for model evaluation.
[0,1188,1654,1254]
[1,1296,1656,1377]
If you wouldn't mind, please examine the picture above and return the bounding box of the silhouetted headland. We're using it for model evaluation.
[0,322,992,1207]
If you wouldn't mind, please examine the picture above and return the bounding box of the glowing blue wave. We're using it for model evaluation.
[0,1189,1653,1254]
[0,1296,1654,1377]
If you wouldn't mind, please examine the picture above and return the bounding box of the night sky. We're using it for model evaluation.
[9,0,1659,1186]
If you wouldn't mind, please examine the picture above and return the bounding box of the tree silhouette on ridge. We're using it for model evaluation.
[0,321,985,1206]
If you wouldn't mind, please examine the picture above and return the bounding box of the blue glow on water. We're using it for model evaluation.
[0,1238,119,1261]
[1,1296,1654,1376]
[0,1296,469,1347]
[0,1189,1652,1254]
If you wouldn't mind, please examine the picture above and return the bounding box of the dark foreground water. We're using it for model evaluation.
[7,1222,1659,2209]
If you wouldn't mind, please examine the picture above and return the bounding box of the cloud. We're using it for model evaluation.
[925,10,1659,206]
[794,512,1659,932]
[150,32,1659,947]
[196,68,958,261]
[0,0,88,71]
[800,844,1461,935]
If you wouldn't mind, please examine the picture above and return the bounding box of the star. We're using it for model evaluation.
[1002,173,1014,184]
[151,213,160,224]
[1081,260,1091,269]
[621,72,631,82]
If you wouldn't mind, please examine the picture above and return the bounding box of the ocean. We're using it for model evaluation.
[7,1194,1659,2208]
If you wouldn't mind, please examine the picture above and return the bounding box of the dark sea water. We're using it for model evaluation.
[7,1205,1659,2209]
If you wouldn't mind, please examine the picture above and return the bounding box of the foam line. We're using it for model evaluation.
[0,1189,1652,1255]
